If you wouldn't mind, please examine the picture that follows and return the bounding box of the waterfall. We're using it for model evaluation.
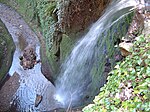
[55,0,138,108]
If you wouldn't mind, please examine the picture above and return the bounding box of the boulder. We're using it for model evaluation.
[19,46,40,70]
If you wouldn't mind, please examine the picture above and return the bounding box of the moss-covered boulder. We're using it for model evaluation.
[0,20,15,81]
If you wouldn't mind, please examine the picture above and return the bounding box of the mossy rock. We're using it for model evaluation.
[0,20,15,81]
[46,34,75,80]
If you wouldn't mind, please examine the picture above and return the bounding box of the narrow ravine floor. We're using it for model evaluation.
[0,3,61,112]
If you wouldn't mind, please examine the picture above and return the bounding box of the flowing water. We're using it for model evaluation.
[55,0,139,108]
[0,0,142,111]
[0,3,60,111]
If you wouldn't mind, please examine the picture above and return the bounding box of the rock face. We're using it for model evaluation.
[80,11,134,106]
[0,1,134,86]
[46,0,112,79]
[0,20,15,81]
[0,0,111,81]
[57,0,111,37]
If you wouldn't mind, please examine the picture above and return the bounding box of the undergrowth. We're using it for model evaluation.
[83,35,150,112]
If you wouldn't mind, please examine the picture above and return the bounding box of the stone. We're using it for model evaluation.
[119,42,133,56]
[35,94,43,107]
[20,47,38,70]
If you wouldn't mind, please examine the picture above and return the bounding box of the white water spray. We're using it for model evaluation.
[55,0,138,108]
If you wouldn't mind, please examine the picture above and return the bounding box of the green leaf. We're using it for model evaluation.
[137,58,142,65]
[146,67,150,75]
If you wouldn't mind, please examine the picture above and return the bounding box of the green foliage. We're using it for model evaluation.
[83,35,150,112]
[37,0,57,50]
[14,0,36,22]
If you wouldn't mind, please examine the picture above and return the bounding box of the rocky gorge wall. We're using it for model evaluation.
[0,20,15,81]
[0,0,136,109]
[37,0,112,80]
[0,0,134,86]
[0,0,111,80]
[85,13,134,103]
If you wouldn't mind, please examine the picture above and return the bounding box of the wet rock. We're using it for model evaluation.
[42,0,111,80]
[35,94,43,107]
[20,46,40,70]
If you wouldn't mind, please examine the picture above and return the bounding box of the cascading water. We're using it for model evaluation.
[55,0,139,108]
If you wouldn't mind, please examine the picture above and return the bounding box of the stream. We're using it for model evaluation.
[0,3,61,112]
